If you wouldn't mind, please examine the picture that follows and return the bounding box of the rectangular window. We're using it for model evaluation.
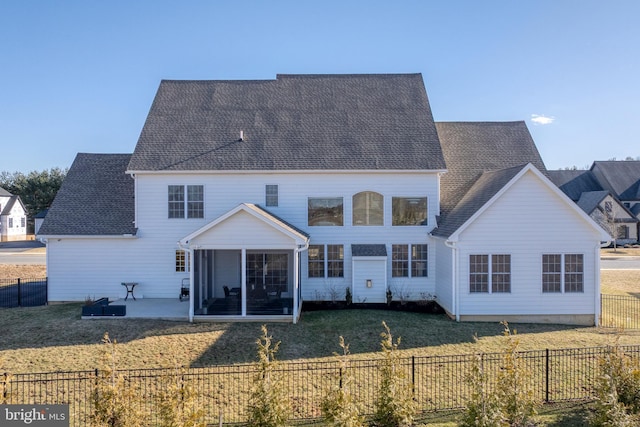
[308,245,344,278]
[8,218,13,228]
[542,254,562,293]
[411,244,428,277]
[168,185,204,218]
[491,254,511,293]
[469,255,489,293]
[327,245,344,278]
[175,250,189,272]
[308,245,325,278]
[308,198,343,226]
[187,185,204,218]
[542,254,584,293]
[168,185,185,218]
[265,185,278,207]
[617,225,629,239]
[565,254,584,293]
[392,245,409,277]
[20,217,25,228]
[392,197,427,226]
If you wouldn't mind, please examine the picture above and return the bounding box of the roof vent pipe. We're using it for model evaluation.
[239,130,244,142]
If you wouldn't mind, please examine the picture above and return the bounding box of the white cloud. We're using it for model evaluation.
[531,114,555,125]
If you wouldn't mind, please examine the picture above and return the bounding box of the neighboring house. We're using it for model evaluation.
[34,209,49,236]
[39,74,609,325]
[0,187,28,242]
[549,166,640,245]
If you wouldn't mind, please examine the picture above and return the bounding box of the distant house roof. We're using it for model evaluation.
[128,74,446,172]
[39,154,136,236]
[34,209,49,219]
[432,121,548,237]
[591,161,640,201]
[0,195,23,216]
[0,187,13,197]
[548,169,603,201]
[576,190,610,215]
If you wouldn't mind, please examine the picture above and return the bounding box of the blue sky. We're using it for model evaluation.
[1,1,638,173]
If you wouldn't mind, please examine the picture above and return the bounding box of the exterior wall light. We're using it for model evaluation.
[366,279,372,288]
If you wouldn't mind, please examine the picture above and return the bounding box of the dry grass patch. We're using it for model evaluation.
[1,264,640,374]
[0,264,46,278]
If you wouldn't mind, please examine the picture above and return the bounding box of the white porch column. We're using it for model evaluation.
[293,248,299,323]
[188,248,195,322]
[241,248,247,317]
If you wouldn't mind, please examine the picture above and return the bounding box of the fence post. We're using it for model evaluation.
[17,278,21,307]
[545,348,550,403]
[411,356,416,396]
[45,277,49,305]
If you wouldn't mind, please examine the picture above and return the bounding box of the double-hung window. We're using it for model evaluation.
[392,244,428,277]
[308,244,344,278]
[542,254,583,293]
[265,185,278,207]
[469,254,511,293]
[168,185,204,219]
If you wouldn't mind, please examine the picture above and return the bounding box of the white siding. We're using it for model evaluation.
[0,199,27,241]
[48,171,440,302]
[455,171,601,318]
[352,258,387,303]
[434,238,454,314]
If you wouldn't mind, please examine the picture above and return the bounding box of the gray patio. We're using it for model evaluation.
[107,298,189,320]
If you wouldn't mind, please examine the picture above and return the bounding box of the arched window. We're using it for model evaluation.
[352,191,383,226]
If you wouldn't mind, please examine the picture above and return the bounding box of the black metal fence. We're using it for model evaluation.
[4,345,640,426]
[0,277,47,308]
[601,294,640,329]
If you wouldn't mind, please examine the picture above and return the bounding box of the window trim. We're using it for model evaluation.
[469,254,511,293]
[265,184,278,207]
[307,197,344,227]
[307,244,344,278]
[352,191,384,226]
[542,253,584,293]
[392,244,428,278]
[392,197,428,226]
[168,185,204,219]
[175,250,190,273]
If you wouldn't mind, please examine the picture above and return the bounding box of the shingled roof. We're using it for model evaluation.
[127,74,446,172]
[0,187,13,197]
[435,121,547,218]
[548,169,603,201]
[39,154,136,236]
[591,161,640,201]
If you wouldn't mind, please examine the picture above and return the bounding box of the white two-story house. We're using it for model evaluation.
[39,74,609,324]
[0,187,27,242]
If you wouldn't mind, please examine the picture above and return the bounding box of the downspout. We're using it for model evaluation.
[444,239,459,321]
[594,241,602,327]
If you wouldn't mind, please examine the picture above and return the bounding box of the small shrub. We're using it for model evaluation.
[1,359,11,405]
[156,362,206,427]
[247,325,291,427]
[373,321,417,427]
[590,340,640,426]
[459,353,504,427]
[91,333,144,427]
[321,336,365,427]
[386,289,393,306]
[345,287,352,306]
[459,322,538,427]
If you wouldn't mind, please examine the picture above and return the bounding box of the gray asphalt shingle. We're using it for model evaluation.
[128,74,446,172]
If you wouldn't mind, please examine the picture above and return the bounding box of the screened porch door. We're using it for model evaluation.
[246,252,290,315]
